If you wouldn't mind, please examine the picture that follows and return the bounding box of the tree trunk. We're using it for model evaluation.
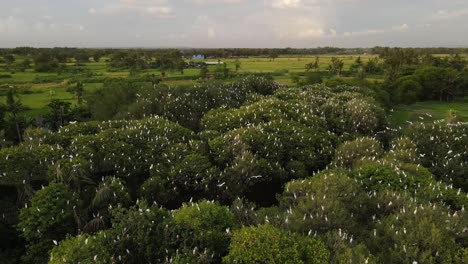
[60,106,64,127]
[14,116,22,142]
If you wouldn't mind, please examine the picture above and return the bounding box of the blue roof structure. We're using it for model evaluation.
[192,54,205,60]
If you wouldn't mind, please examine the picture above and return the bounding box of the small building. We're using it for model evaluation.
[192,54,205,60]
[205,61,224,65]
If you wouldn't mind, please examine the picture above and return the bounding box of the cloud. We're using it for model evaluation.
[208,28,216,38]
[264,14,326,39]
[343,23,411,38]
[0,14,84,37]
[430,8,468,21]
[0,16,24,34]
[1,0,468,47]
[189,0,246,4]
[94,0,174,17]
[269,0,361,9]
[343,29,385,37]
[270,0,302,9]
[393,23,409,31]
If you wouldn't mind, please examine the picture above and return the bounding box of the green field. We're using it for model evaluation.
[389,98,468,127]
[0,55,376,114]
[1,54,466,125]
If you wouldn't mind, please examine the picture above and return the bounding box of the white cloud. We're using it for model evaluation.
[189,0,246,4]
[272,16,325,39]
[96,0,174,17]
[343,29,385,37]
[271,0,302,9]
[145,6,172,15]
[270,0,361,9]
[343,23,411,38]
[0,14,84,37]
[208,28,216,38]
[430,8,468,21]
[1,0,468,47]
[415,23,431,28]
[393,23,409,31]
[0,16,23,34]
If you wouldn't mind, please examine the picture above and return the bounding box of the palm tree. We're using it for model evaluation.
[5,88,25,142]
[235,59,241,72]
[52,160,94,193]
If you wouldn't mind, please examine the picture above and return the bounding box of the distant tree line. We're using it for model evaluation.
[2,47,467,62]
[373,48,468,104]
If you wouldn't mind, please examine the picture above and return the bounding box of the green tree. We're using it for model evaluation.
[171,200,235,262]
[86,79,141,120]
[141,152,218,208]
[200,65,209,79]
[145,73,162,88]
[355,56,363,65]
[302,72,323,85]
[329,57,344,77]
[92,50,104,63]
[5,88,26,143]
[364,57,383,75]
[371,202,466,264]
[45,100,72,130]
[67,81,84,106]
[269,52,279,62]
[333,137,383,169]
[83,177,132,233]
[0,103,5,132]
[107,202,171,263]
[74,51,90,63]
[224,224,329,264]
[313,56,320,71]
[343,97,387,136]
[448,54,466,71]
[406,122,468,191]
[379,47,420,81]
[235,59,241,71]
[49,232,111,264]
[50,202,170,263]
[322,230,377,264]
[215,63,230,79]
[413,66,463,102]
[447,109,459,124]
[350,56,366,79]
[395,76,423,104]
[280,171,369,235]
[18,58,32,72]
[176,58,185,74]
[34,51,59,72]
[17,182,79,263]
[3,54,15,67]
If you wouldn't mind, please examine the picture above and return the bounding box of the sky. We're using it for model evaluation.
[0,0,467,48]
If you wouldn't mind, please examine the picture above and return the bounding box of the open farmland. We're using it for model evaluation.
[0,54,382,116]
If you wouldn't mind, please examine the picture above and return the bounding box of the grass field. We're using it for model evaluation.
[1,54,467,123]
[0,55,374,114]
[389,97,468,127]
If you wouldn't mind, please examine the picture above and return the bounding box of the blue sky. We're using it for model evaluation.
[0,0,467,48]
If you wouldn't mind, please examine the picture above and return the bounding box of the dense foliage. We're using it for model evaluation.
[0,47,467,263]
